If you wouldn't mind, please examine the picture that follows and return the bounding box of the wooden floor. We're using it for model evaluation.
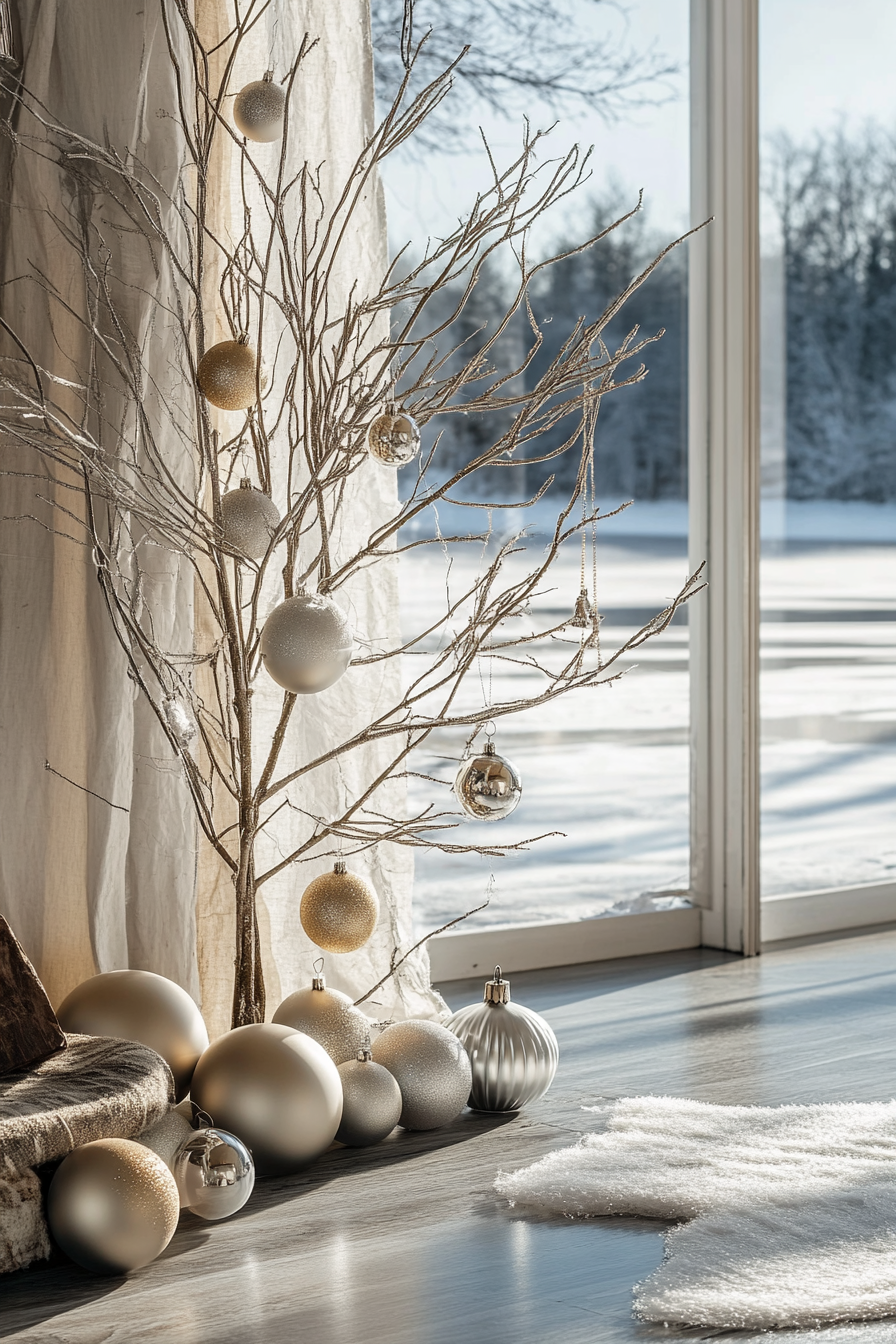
[6,928,896,1343]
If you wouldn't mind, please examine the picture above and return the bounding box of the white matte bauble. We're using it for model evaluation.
[371,1019,472,1131]
[336,1045,403,1147]
[222,480,280,560]
[172,1127,255,1221]
[190,1023,342,1175]
[233,72,286,143]
[446,966,559,1112]
[260,592,353,694]
[367,405,421,466]
[272,971,370,1064]
[454,740,522,822]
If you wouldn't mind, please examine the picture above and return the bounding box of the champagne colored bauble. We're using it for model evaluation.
[172,1127,255,1221]
[47,1139,179,1275]
[446,966,559,1112]
[233,72,286,143]
[367,405,421,466]
[190,1024,342,1176]
[454,740,522,822]
[57,969,209,1102]
[222,479,280,560]
[336,1044,402,1147]
[260,592,353,695]
[371,1020,472,1131]
[196,338,261,411]
[300,861,379,954]
[272,970,370,1064]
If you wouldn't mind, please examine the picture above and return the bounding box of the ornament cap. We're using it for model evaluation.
[239,477,253,490]
[484,740,497,757]
[263,69,274,83]
[334,859,347,875]
[484,965,511,1005]
[312,956,326,992]
[357,1033,373,1063]
[237,332,250,347]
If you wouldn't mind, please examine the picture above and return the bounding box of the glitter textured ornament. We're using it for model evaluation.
[446,966,559,1112]
[454,740,522,822]
[172,1127,255,1221]
[260,591,353,694]
[196,337,262,411]
[47,1138,180,1275]
[336,1041,403,1147]
[190,1023,342,1175]
[371,1019,471,1131]
[233,71,286,143]
[222,479,280,560]
[300,861,379,954]
[272,968,370,1064]
[57,969,209,1102]
[367,404,421,466]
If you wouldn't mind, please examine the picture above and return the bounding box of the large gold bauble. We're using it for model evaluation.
[260,592,353,695]
[272,972,370,1064]
[190,1023,342,1175]
[196,339,261,411]
[56,969,209,1102]
[371,1019,472,1131]
[454,740,522,822]
[233,74,286,143]
[47,1138,180,1275]
[336,1046,402,1147]
[221,479,280,560]
[300,862,379,953]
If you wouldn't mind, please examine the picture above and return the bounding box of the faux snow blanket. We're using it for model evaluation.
[496,1095,896,1331]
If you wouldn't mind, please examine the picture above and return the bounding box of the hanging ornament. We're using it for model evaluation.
[371,1019,472,1131]
[162,695,196,747]
[196,336,263,412]
[233,71,286,143]
[222,479,280,560]
[336,1039,403,1147]
[367,403,421,466]
[272,964,370,1064]
[568,588,594,629]
[172,1126,255,1221]
[300,860,379,954]
[260,591,353,695]
[446,966,559,1113]
[453,738,522,822]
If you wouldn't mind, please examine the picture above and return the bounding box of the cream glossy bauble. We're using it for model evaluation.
[190,1024,342,1175]
[172,1127,255,1221]
[272,971,370,1064]
[196,337,261,411]
[233,72,286,143]
[47,1139,179,1274]
[57,969,209,1102]
[454,740,522,822]
[446,966,559,1112]
[367,405,421,466]
[260,592,353,694]
[371,1019,471,1131]
[222,480,280,560]
[336,1044,403,1147]
[300,861,379,954]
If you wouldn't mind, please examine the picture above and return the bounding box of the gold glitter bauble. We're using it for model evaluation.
[196,339,260,411]
[221,479,280,560]
[57,969,209,1102]
[454,740,522,822]
[372,1019,472,1131]
[47,1139,180,1275]
[272,971,370,1064]
[233,74,286,143]
[300,862,379,953]
[336,1045,403,1147]
[367,406,421,466]
[260,592,353,695]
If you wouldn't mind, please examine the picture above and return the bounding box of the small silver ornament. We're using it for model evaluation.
[569,588,594,628]
[446,966,559,1113]
[336,1041,403,1147]
[260,592,353,695]
[371,1019,472,1131]
[367,404,421,466]
[222,479,280,561]
[272,968,371,1064]
[233,71,286,143]
[172,1127,255,1221]
[454,740,522,822]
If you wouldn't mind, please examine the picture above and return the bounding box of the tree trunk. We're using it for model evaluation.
[231,828,265,1028]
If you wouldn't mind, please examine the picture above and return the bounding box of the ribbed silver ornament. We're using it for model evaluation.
[446,967,559,1112]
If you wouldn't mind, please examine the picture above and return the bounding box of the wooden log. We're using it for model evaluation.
[0,915,66,1075]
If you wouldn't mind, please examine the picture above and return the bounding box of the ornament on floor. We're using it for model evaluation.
[57,969,209,1103]
[222,479,280,560]
[197,336,264,411]
[260,590,354,694]
[272,961,371,1063]
[336,1035,403,1147]
[453,731,522,822]
[47,1138,180,1275]
[300,860,379,954]
[172,1126,255,1221]
[233,71,286,143]
[446,966,559,1112]
[190,1023,342,1175]
[367,403,421,466]
[371,1019,472,1131]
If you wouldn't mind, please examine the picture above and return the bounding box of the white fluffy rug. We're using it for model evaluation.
[496,1096,896,1330]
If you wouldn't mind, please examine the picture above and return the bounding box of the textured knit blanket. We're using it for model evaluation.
[0,1033,172,1273]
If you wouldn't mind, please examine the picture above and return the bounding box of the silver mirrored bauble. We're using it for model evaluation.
[272,972,370,1064]
[222,480,280,560]
[336,1045,402,1146]
[371,1019,472,1131]
[233,73,286,143]
[172,1127,255,1221]
[367,406,421,466]
[260,592,353,695]
[446,967,559,1112]
[454,741,522,822]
